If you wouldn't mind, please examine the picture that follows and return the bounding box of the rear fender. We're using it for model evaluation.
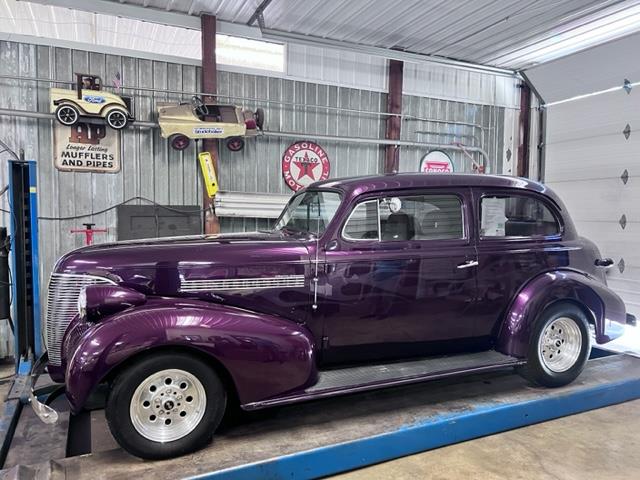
[64,298,317,412]
[496,270,626,358]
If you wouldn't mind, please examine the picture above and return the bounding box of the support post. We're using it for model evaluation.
[200,14,220,234]
[384,60,403,173]
[517,82,531,178]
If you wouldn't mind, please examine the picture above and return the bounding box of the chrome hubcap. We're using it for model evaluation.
[130,369,206,442]
[58,107,77,124]
[538,317,582,373]
[108,111,126,127]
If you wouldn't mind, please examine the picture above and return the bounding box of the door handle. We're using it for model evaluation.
[594,258,614,268]
[457,260,479,269]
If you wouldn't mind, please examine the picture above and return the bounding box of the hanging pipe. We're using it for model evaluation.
[0,107,490,165]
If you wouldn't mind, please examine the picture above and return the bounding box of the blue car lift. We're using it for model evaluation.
[0,160,639,478]
[0,159,42,467]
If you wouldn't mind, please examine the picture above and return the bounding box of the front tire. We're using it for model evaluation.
[169,134,191,151]
[518,303,591,387]
[106,353,226,459]
[55,104,80,126]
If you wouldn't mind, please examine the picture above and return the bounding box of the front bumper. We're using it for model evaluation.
[26,353,60,424]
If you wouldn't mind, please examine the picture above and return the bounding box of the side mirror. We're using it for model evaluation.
[324,239,339,251]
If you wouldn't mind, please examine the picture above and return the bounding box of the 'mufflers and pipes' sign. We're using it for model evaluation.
[53,122,121,173]
[282,141,331,191]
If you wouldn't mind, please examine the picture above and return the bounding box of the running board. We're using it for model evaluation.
[243,350,524,410]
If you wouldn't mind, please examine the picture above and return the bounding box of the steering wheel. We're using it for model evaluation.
[191,95,209,118]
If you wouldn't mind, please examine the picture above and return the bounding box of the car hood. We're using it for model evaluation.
[54,231,312,294]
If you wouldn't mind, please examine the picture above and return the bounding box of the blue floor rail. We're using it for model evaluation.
[189,353,640,480]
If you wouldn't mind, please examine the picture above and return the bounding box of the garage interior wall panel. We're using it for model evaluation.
[403,62,519,108]
[544,88,640,316]
[399,94,505,174]
[0,39,512,299]
[286,43,387,92]
[216,70,385,195]
[0,41,204,288]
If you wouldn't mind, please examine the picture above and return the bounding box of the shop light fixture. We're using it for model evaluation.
[493,3,640,67]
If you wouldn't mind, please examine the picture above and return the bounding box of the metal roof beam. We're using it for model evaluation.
[20,0,515,77]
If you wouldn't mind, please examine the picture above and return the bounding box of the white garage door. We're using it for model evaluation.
[544,88,640,317]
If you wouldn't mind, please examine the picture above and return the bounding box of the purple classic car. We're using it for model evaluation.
[36,173,630,459]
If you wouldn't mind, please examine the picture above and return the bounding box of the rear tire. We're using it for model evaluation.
[226,136,245,152]
[105,108,129,130]
[518,303,591,387]
[106,353,226,459]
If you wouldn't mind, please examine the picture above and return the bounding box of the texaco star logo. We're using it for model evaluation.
[282,141,331,191]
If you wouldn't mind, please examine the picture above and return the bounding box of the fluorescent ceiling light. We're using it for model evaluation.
[491,3,640,68]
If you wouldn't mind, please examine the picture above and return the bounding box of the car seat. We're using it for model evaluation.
[382,212,415,241]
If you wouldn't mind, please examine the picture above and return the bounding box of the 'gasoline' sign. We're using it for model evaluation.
[54,122,121,173]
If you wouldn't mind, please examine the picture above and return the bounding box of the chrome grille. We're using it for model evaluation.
[180,275,306,292]
[45,273,116,365]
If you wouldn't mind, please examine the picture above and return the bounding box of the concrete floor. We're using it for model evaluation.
[333,399,640,480]
[1,358,638,478]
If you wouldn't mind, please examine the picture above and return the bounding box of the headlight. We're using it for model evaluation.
[77,288,87,317]
[79,284,147,322]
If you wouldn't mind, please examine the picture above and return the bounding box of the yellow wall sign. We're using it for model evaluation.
[198,151,219,198]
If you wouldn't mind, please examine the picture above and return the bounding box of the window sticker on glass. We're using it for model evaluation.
[481,197,507,236]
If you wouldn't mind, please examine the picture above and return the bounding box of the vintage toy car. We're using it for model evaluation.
[157,96,264,151]
[35,173,631,459]
[50,73,134,130]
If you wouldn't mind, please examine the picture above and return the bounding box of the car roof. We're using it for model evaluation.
[310,173,563,207]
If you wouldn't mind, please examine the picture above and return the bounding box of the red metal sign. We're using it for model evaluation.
[282,141,331,192]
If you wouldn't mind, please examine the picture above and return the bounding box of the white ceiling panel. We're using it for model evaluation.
[14,0,640,71]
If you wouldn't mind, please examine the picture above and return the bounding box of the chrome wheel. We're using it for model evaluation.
[107,109,127,129]
[56,105,78,125]
[129,369,207,442]
[538,317,583,373]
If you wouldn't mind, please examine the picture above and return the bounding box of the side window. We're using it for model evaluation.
[480,195,560,238]
[381,195,463,241]
[342,194,464,242]
[343,200,379,240]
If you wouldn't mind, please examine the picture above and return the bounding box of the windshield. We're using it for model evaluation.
[275,190,342,235]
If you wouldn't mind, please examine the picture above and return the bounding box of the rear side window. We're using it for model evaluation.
[342,194,464,242]
[480,195,560,238]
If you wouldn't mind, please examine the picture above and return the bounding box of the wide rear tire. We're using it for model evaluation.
[518,302,591,387]
[106,352,226,459]
[105,108,129,130]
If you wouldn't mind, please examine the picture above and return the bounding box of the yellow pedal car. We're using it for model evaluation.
[157,96,264,151]
[50,73,134,130]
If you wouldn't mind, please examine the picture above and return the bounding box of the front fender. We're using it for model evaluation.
[64,298,317,413]
[496,270,626,358]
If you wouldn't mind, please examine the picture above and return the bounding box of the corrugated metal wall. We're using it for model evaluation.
[287,43,520,109]
[399,95,504,174]
[0,40,512,355]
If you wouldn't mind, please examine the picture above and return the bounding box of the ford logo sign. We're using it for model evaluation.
[83,95,106,104]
